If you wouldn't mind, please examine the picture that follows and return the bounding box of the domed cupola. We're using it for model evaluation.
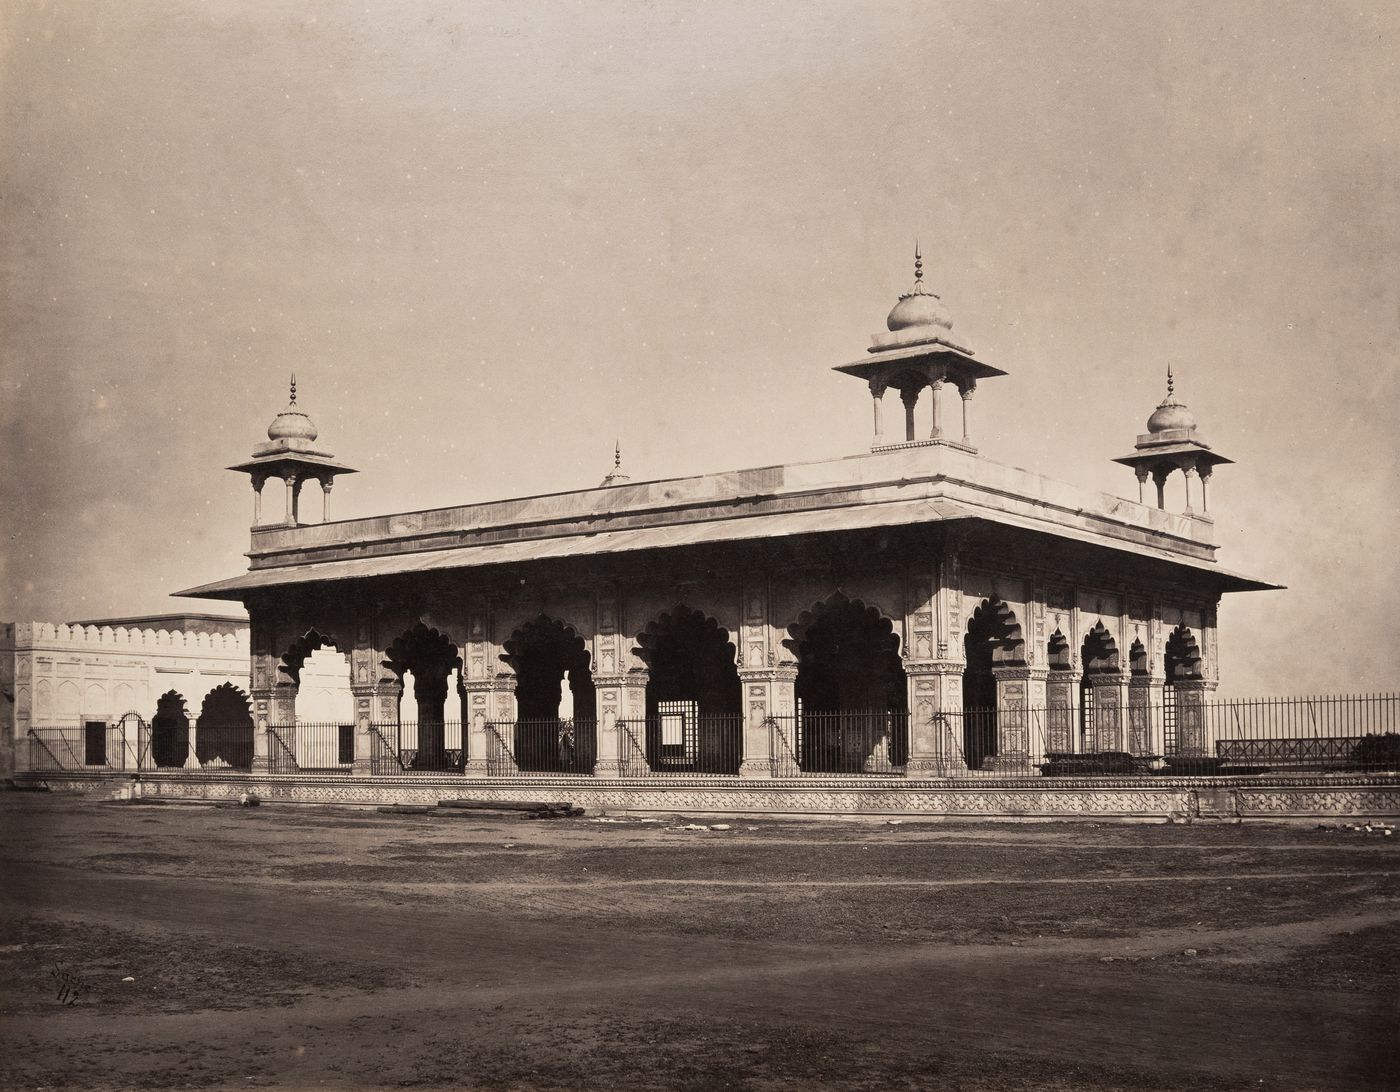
[267,376,319,443]
[1114,367,1232,515]
[1145,369,1198,434]
[873,245,961,351]
[885,249,955,336]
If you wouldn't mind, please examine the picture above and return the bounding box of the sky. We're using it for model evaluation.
[1,0,1397,696]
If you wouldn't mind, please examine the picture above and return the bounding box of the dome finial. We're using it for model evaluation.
[289,373,298,406]
[600,438,630,487]
[1166,364,1174,400]
[914,240,923,285]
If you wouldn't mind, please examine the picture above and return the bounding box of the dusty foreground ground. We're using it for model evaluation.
[1,796,1398,1091]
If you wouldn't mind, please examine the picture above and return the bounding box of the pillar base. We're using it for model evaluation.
[352,757,373,778]
[250,756,272,774]
[593,759,622,779]
[739,758,773,779]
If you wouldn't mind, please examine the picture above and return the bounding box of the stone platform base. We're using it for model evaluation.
[13,771,1400,821]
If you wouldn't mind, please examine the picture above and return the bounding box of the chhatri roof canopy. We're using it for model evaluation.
[177,254,1278,603]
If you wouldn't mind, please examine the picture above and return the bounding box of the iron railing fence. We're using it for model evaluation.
[266,723,355,774]
[21,694,1400,778]
[934,694,1400,775]
[1191,693,1399,774]
[485,718,597,775]
[768,711,911,776]
[367,722,464,773]
[612,713,744,776]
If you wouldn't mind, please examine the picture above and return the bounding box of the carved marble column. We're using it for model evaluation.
[1173,678,1217,757]
[928,378,944,439]
[348,622,399,778]
[247,622,278,774]
[594,671,649,777]
[1134,466,1150,506]
[320,477,333,523]
[987,666,1047,773]
[1127,674,1164,757]
[461,678,510,776]
[1089,673,1130,752]
[738,666,797,778]
[486,679,520,774]
[905,664,967,776]
[1045,669,1077,753]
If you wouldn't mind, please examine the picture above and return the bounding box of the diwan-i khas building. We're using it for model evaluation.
[127,254,1400,821]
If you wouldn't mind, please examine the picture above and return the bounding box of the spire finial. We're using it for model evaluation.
[600,438,630,487]
[289,373,298,406]
[914,240,923,285]
[1166,364,1174,399]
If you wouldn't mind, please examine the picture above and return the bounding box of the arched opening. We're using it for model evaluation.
[278,631,355,770]
[636,606,742,774]
[501,616,596,773]
[962,599,1025,768]
[151,691,190,768]
[1129,638,1149,677]
[385,623,463,771]
[195,683,254,770]
[1163,625,1203,754]
[1080,621,1120,750]
[787,595,908,773]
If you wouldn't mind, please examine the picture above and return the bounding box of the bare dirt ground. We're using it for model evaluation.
[1,795,1397,1091]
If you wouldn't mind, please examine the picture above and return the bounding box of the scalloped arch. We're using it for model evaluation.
[783,591,902,658]
[279,627,346,686]
[500,615,591,673]
[1081,621,1120,674]
[634,604,737,668]
[967,597,1026,666]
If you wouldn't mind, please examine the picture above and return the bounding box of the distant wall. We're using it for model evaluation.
[2,620,252,747]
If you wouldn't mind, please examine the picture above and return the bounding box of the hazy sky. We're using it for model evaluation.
[2,1,1397,696]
